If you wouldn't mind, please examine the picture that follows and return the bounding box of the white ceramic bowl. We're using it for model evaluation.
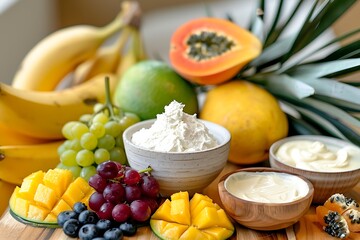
[269,135,360,203]
[123,119,231,197]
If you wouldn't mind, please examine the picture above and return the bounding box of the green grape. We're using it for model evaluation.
[80,166,97,181]
[71,122,89,139]
[68,139,82,151]
[97,134,115,150]
[80,132,98,150]
[67,165,82,178]
[115,136,124,148]
[57,143,67,156]
[62,121,77,140]
[63,140,72,149]
[109,147,127,165]
[60,150,78,166]
[56,162,67,169]
[76,149,95,167]
[90,122,105,138]
[92,112,109,124]
[94,148,110,165]
[93,103,104,113]
[104,121,122,137]
[79,114,92,123]
[119,113,141,131]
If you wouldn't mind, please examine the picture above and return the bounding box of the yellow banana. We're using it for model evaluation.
[11,1,140,91]
[0,74,117,140]
[0,179,17,217]
[71,27,132,86]
[0,141,63,185]
[0,123,49,145]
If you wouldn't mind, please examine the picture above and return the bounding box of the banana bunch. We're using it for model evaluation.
[0,1,145,189]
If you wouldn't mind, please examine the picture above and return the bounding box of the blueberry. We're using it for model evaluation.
[92,238,106,240]
[119,222,137,236]
[78,223,99,240]
[57,211,78,227]
[103,228,123,240]
[78,210,99,225]
[63,219,81,238]
[96,219,112,233]
[73,202,87,214]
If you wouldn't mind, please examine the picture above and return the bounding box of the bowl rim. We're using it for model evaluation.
[218,167,314,206]
[269,135,360,174]
[123,118,231,154]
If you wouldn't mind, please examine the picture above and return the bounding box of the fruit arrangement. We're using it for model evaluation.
[316,193,360,238]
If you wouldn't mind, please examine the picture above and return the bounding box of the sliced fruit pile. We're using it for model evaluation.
[316,193,360,239]
[56,77,140,181]
[9,168,94,225]
[88,161,161,224]
[150,191,234,240]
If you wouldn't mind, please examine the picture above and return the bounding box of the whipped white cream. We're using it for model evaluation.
[131,100,218,152]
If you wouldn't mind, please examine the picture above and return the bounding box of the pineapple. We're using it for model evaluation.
[232,0,360,145]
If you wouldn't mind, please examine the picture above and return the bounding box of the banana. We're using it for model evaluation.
[71,27,132,86]
[0,123,49,145]
[0,141,63,185]
[0,73,117,140]
[11,1,140,91]
[0,179,17,216]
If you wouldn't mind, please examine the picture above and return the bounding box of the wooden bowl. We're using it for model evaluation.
[269,135,360,203]
[123,119,231,197]
[218,167,314,231]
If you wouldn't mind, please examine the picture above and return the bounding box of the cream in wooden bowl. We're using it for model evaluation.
[269,135,360,203]
[218,167,314,231]
[123,101,231,197]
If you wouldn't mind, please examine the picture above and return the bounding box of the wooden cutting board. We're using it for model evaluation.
[1,162,360,240]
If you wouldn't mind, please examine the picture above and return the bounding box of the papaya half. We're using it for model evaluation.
[169,17,262,85]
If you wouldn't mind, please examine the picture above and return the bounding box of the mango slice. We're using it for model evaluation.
[150,192,234,240]
[9,168,94,224]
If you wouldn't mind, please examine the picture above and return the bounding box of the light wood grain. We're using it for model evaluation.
[2,161,360,239]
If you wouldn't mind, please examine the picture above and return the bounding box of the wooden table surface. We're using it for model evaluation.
[1,162,360,240]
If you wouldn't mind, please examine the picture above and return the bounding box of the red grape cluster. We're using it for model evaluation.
[88,161,160,224]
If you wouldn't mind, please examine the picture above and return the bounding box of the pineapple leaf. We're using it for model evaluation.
[295,78,360,105]
[263,0,284,47]
[250,15,265,43]
[315,38,360,62]
[301,98,360,128]
[261,74,314,99]
[286,113,323,136]
[314,95,360,112]
[286,58,360,78]
[282,0,356,63]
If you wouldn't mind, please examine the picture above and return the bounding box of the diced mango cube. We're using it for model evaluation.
[151,199,173,222]
[43,169,73,197]
[162,222,189,239]
[51,199,72,216]
[170,199,190,225]
[14,197,30,218]
[44,213,57,223]
[62,180,86,207]
[27,204,49,221]
[190,193,213,213]
[192,207,218,229]
[191,199,216,218]
[34,184,58,210]
[179,226,209,240]
[171,191,189,201]
[19,171,44,199]
[203,227,234,239]
[71,177,91,195]
[217,209,235,230]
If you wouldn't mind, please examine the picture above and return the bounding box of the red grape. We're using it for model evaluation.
[97,161,118,179]
[103,183,125,204]
[89,192,106,212]
[130,200,151,222]
[141,175,160,198]
[88,174,107,193]
[97,202,114,220]
[125,185,142,203]
[112,203,131,223]
[123,169,141,185]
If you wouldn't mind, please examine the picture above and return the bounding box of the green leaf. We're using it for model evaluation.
[315,95,360,112]
[263,74,314,99]
[296,77,360,105]
[317,39,360,62]
[282,0,356,63]
[263,0,284,47]
[287,58,360,78]
[250,15,265,43]
[301,98,360,128]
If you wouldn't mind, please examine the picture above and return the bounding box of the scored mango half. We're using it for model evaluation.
[150,191,234,240]
[9,168,94,225]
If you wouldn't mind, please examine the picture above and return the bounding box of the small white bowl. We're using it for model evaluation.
[123,119,231,197]
[269,135,360,203]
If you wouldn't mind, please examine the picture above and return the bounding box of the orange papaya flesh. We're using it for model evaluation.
[169,17,262,85]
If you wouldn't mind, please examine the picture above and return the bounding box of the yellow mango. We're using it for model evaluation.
[27,204,50,221]
[51,199,72,216]
[170,199,190,225]
[43,169,73,197]
[34,184,58,210]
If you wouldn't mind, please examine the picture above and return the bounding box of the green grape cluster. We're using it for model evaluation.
[56,77,140,181]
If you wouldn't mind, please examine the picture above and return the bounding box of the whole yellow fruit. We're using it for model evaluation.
[200,80,288,165]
